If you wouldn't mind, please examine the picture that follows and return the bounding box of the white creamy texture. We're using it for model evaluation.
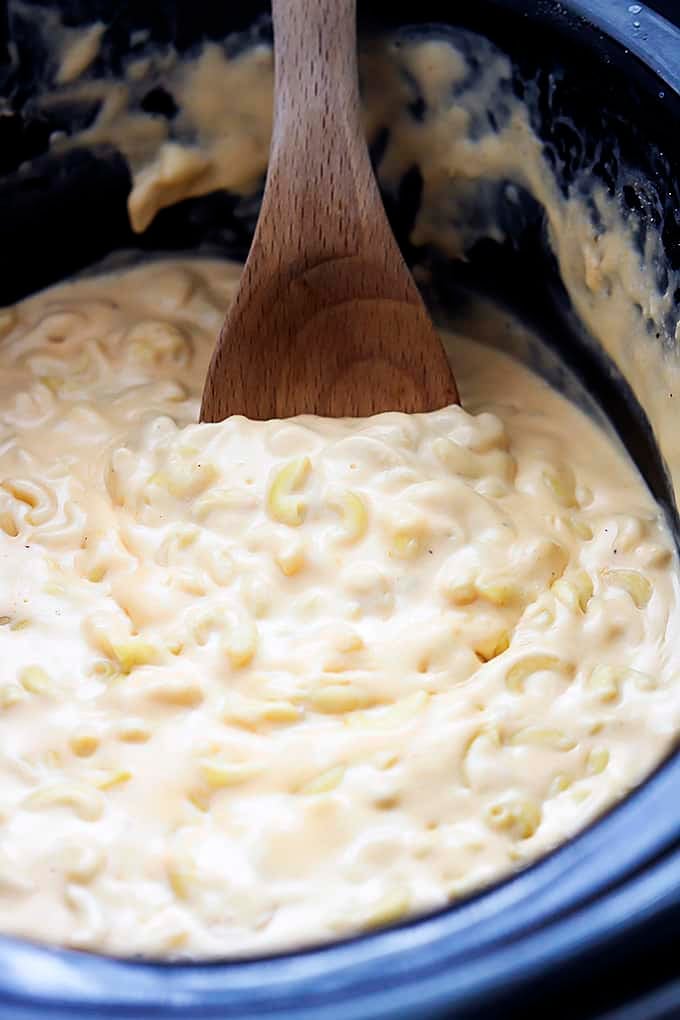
[0,10,677,958]
[0,258,678,957]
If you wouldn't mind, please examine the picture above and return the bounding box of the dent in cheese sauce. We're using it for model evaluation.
[0,258,678,957]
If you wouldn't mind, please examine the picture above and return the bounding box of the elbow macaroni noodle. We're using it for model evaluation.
[0,258,678,957]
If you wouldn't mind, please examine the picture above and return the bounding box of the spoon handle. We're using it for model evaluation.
[264,0,379,264]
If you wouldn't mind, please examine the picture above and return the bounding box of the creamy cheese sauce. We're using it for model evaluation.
[2,7,680,959]
[0,258,678,957]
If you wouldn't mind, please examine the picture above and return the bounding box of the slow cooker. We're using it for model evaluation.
[1,0,679,1016]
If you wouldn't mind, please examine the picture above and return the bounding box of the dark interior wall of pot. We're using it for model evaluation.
[1,0,679,294]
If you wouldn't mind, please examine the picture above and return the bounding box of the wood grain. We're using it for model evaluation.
[200,0,459,422]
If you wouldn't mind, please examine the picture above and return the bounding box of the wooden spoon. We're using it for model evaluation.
[200,0,458,422]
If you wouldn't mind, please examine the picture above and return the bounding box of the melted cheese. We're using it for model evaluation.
[0,258,677,957]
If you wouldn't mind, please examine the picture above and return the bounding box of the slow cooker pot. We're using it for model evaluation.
[0,1,679,1017]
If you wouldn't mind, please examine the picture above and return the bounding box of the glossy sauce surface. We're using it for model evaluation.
[0,259,677,956]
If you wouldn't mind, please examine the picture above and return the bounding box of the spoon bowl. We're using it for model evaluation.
[200,0,458,422]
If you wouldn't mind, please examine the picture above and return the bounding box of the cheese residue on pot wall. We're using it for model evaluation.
[39,15,680,505]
